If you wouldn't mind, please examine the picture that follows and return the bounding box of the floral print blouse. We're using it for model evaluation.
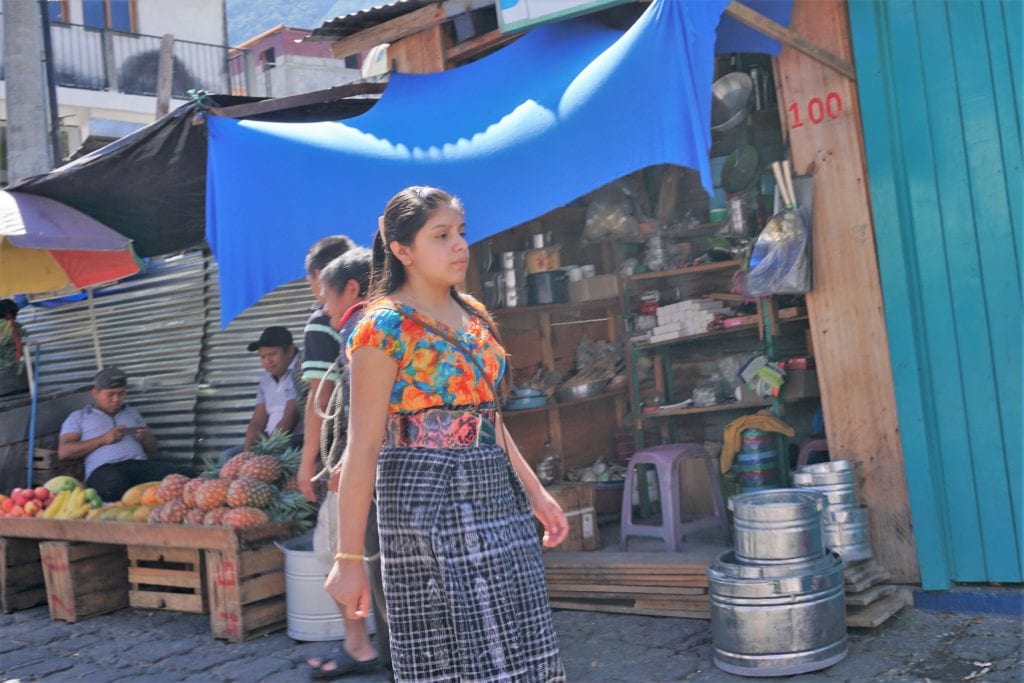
[346,295,506,414]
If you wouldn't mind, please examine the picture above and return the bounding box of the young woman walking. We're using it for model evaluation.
[324,186,568,682]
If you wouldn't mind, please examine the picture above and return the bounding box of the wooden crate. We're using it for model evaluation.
[0,538,47,613]
[206,541,287,642]
[24,445,83,487]
[39,542,128,622]
[128,546,206,614]
[545,483,600,552]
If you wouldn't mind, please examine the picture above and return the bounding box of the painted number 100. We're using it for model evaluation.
[788,92,842,128]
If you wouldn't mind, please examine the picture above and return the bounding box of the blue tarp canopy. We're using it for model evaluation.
[207,0,791,324]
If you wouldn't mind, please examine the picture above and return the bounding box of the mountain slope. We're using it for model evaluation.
[226,0,376,46]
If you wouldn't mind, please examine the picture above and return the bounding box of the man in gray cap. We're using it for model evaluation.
[58,367,177,501]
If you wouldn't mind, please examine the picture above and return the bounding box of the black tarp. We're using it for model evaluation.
[10,91,378,257]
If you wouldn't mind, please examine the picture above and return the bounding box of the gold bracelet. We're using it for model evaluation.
[335,552,366,562]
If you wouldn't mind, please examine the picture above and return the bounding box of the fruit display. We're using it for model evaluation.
[0,434,316,530]
[140,432,315,529]
[0,477,102,519]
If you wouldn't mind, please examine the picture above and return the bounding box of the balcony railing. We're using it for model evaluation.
[1,22,246,98]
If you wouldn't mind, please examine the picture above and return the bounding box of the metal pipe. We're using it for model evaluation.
[37,0,63,164]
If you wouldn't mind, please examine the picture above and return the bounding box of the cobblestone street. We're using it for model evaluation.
[0,603,1020,682]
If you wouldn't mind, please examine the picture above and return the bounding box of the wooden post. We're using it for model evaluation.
[156,33,175,117]
[776,0,918,581]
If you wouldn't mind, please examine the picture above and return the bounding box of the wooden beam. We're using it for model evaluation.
[724,0,856,81]
[445,29,517,64]
[330,3,446,59]
[209,82,386,119]
[776,0,917,582]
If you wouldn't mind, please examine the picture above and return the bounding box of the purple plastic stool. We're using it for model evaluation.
[619,443,730,551]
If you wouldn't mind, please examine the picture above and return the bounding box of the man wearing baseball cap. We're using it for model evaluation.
[58,367,178,501]
[217,326,303,465]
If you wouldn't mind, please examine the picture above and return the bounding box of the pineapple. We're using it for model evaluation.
[251,430,292,456]
[148,503,166,524]
[162,499,188,524]
[203,507,229,526]
[184,508,206,525]
[280,476,300,493]
[155,474,190,504]
[182,478,204,508]
[220,452,254,480]
[223,506,269,529]
[277,447,302,480]
[238,455,281,483]
[226,477,275,509]
[268,490,318,532]
[195,479,230,510]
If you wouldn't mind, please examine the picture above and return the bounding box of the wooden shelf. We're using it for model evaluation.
[640,396,817,420]
[503,387,626,417]
[492,297,620,317]
[626,260,741,282]
[635,317,810,350]
[640,399,773,419]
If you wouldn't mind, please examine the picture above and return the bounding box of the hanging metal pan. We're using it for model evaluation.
[711,72,754,132]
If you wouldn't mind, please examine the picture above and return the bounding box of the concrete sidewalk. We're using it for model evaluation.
[0,603,1020,681]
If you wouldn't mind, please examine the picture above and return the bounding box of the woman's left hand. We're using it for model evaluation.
[529,488,568,548]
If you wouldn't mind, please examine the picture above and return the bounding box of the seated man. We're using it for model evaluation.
[222,326,304,462]
[58,367,176,501]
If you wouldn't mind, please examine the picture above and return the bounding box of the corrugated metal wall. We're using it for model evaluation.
[17,251,317,468]
[195,254,316,465]
[849,0,1021,588]
[18,252,207,463]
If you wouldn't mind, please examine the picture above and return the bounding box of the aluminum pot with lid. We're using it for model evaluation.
[729,490,826,564]
[821,504,872,563]
[708,550,848,677]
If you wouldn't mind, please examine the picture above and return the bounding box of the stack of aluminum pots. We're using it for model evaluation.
[707,490,848,677]
[793,460,873,563]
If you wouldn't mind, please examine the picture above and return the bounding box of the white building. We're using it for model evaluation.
[0,0,234,182]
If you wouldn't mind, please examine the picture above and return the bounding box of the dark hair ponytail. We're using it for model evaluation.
[370,186,509,397]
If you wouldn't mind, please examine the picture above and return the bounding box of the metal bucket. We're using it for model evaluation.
[708,550,848,677]
[793,460,859,506]
[729,490,826,564]
[278,533,376,642]
[822,504,873,562]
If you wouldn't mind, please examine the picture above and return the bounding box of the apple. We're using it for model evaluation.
[11,491,27,508]
[22,489,36,501]
[33,486,50,501]
[23,500,41,516]
[1,498,13,513]
[9,505,24,517]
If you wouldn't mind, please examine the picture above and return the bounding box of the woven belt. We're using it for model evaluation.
[385,408,497,449]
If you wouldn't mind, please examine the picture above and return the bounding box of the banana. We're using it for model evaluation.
[85,507,106,520]
[68,502,92,520]
[43,490,69,519]
[57,488,86,519]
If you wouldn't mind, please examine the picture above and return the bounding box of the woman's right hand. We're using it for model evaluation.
[324,559,372,620]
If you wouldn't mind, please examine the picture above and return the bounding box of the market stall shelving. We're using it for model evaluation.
[625,259,742,282]
[633,316,809,351]
[502,386,627,418]
[490,295,626,470]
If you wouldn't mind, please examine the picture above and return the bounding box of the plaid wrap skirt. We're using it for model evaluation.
[376,444,566,682]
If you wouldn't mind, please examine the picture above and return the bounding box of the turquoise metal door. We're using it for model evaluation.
[848,0,1021,589]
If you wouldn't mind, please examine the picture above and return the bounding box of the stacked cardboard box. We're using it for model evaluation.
[648,299,731,344]
[543,483,600,551]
